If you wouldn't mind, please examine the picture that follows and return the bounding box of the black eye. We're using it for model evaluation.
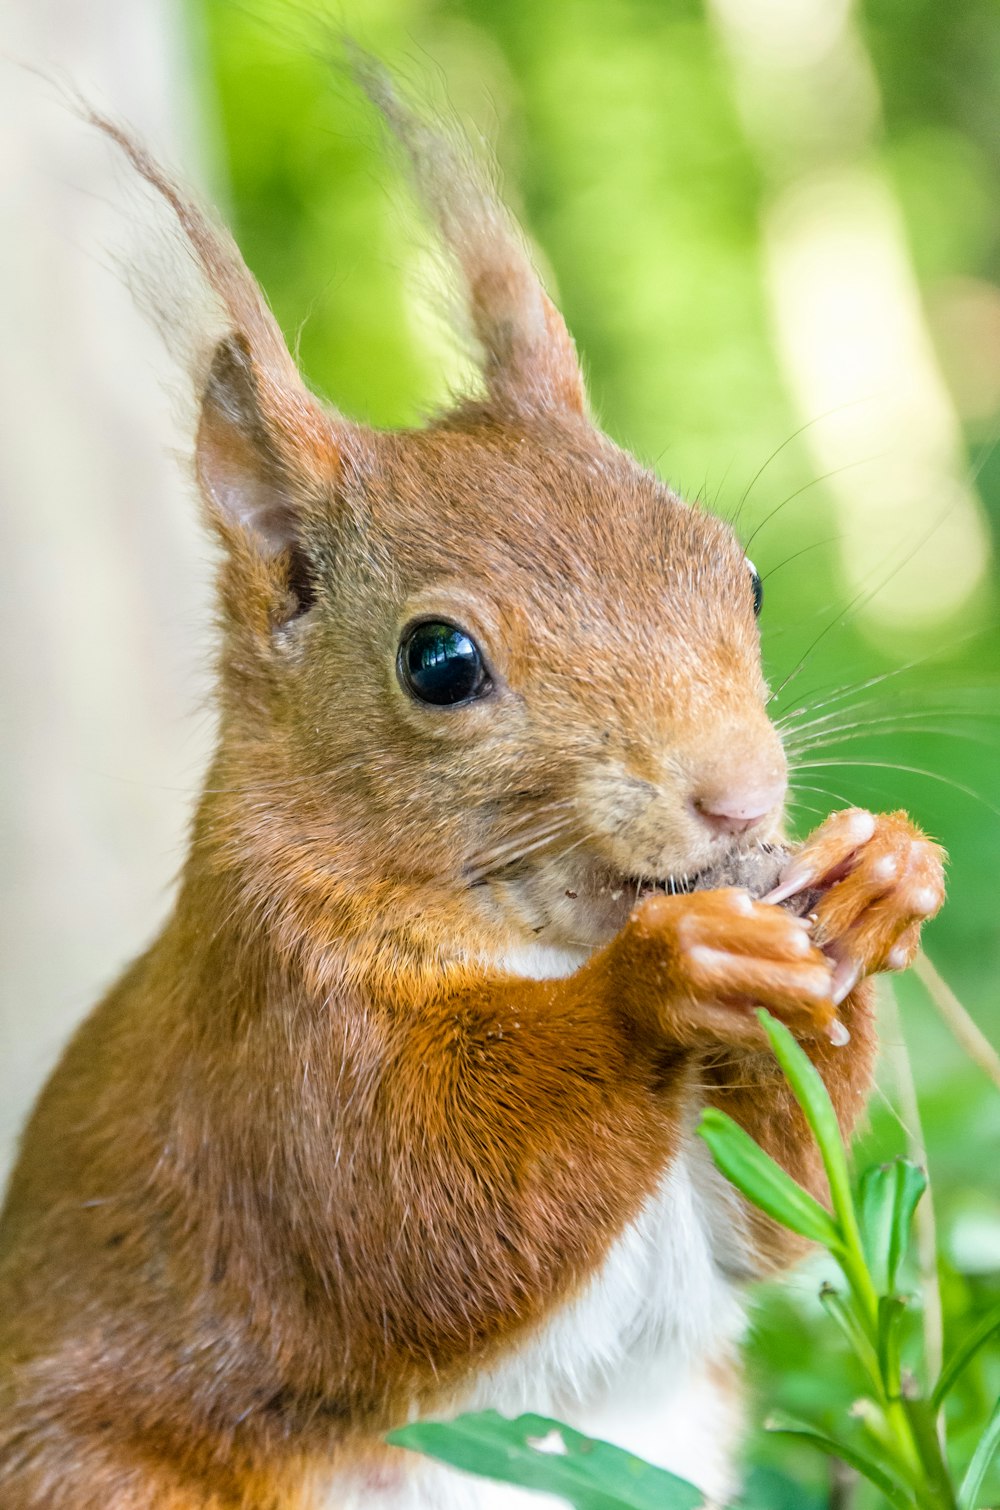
[398,621,491,706]
[747,558,763,617]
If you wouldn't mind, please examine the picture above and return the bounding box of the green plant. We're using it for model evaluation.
[700,1010,1000,1509]
[388,1009,1000,1508]
[388,1411,703,1509]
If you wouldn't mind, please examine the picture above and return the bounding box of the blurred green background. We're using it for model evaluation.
[185,2,1000,1499]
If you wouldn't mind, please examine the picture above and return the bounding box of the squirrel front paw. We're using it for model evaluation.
[619,888,836,1048]
[764,808,946,1005]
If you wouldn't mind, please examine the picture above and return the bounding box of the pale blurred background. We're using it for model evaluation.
[2,2,999,1496]
[0,1,215,1175]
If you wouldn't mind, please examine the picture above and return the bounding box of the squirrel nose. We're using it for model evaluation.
[691,781,784,837]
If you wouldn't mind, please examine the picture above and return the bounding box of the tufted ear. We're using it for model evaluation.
[353,53,587,419]
[91,111,345,622]
[197,334,312,557]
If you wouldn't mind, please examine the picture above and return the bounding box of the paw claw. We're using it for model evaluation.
[828,1016,851,1047]
[831,956,862,1006]
[761,861,816,905]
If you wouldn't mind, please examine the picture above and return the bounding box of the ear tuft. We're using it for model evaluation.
[90,112,344,577]
[351,50,587,419]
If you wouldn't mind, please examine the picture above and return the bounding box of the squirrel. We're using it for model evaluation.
[0,57,946,1510]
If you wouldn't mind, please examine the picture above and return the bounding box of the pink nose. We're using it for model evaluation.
[692,783,783,837]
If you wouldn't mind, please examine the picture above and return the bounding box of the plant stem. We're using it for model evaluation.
[880,983,945,1409]
[913,951,1000,1095]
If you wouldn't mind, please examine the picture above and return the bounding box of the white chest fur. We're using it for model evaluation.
[330,1140,751,1509]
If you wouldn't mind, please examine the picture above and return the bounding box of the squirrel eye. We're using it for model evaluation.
[398,621,491,706]
[746,558,763,617]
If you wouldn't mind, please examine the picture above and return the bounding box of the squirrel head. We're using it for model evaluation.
[95,61,786,971]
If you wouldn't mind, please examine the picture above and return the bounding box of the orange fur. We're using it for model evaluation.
[0,59,945,1508]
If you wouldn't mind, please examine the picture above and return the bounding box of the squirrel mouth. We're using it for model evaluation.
[593,870,704,904]
[595,842,785,907]
[473,841,786,931]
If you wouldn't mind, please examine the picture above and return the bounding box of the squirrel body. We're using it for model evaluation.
[0,62,946,1509]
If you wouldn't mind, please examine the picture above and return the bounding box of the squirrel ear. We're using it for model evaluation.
[197,335,307,556]
[354,55,587,419]
[89,112,342,563]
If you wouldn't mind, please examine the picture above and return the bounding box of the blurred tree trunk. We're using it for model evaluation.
[0,2,214,1177]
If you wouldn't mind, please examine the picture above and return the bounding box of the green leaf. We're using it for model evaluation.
[876,1295,908,1397]
[764,1412,915,1509]
[957,1394,1000,1510]
[756,1011,879,1326]
[697,1107,841,1247]
[755,1011,855,1233]
[933,1299,1000,1408]
[819,1283,883,1393]
[859,1159,927,1293]
[387,1412,704,1509]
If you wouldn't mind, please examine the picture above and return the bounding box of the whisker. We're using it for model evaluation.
[787,779,860,809]
[780,702,997,742]
[544,832,595,871]
[772,628,991,725]
[727,398,871,532]
[784,799,829,819]
[461,801,575,869]
[776,677,997,735]
[789,759,1000,818]
[784,720,999,756]
[768,494,985,707]
[743,455,877,554]
[464,820,577,886]
[760,536,839,583]
[464,815,575,871]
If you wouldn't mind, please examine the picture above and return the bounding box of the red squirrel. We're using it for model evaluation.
[0,59,946,1509]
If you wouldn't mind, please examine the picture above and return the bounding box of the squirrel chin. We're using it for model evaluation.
[482,837,797,956]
